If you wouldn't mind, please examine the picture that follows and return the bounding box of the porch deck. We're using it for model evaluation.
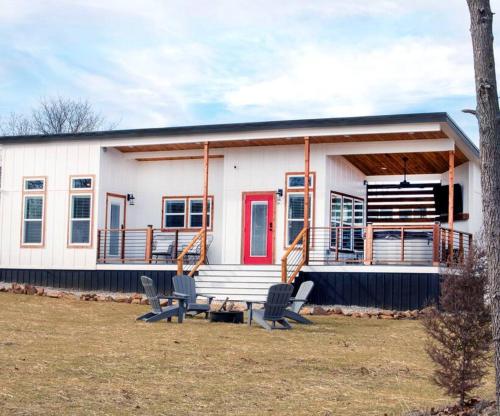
[96,224,471,276]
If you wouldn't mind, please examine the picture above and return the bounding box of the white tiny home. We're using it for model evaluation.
[0,113,482,308]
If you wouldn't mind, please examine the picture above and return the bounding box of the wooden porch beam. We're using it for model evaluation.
[448,149,455,261]
[202,142,209,263]
[304,136,310,264]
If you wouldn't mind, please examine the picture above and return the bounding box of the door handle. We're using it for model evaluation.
[269,222,273,232]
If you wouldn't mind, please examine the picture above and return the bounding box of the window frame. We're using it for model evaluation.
[21,177,47,248]
[284,172,316,248]
[330,191,365,252]
[67,175,95,248]
[161,195,214,231]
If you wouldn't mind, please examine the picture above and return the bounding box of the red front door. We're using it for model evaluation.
[243,193,274,264]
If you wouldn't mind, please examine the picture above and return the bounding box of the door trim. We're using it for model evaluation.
[105,193,127,230]
[240,191,276,265]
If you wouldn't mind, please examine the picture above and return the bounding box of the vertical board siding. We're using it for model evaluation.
[295,271,440,310]
[0,269,175,294]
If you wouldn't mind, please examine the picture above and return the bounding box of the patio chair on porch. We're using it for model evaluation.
[137,276,186,323]
[172,274,215,318]
[248,283,294,331]
[284,280,314,324]
[152,236,174,264]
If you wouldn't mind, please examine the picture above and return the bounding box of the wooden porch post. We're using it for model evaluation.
[448,150,455,262]
[303,137,310,264]
[202,142,209,263]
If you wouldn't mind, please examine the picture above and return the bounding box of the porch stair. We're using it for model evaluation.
[195,264,282,302]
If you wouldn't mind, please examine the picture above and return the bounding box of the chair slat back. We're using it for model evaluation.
[291,281,314,313]
[173,275,197,304]
[263,283,293,321]
[140,275,162,314]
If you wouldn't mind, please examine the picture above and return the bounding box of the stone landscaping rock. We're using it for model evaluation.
[24,284,37,295]
[35,287,45,296]
[140,298,149,305]
[131,298,141,304]
[113,294,131,303]
[379,314,394,320]
[12,283,26,294]
[312,306,329,315]
[333,306,343,315]
[45,290,62,298]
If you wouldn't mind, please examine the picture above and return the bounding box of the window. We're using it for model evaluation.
[24,178,45,191]
[285,172,315,246]
[70,195,92,244]
[71,177,93,190]
[165,199,186,228]
[189,198,211,228]
[162,196,214,230]
[68,176,94,247]
[287,174,314,189]
[330,192,364,251]
[21,177,46,246]
[286,193,313,245]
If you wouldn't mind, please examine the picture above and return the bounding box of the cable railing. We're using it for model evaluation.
[97,225,472,270]
[97,227,212,265]
[440,227,473,264]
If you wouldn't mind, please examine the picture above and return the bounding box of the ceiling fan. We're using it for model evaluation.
[400,156,410,187]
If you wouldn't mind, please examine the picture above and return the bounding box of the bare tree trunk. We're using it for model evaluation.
[466,0,500,411]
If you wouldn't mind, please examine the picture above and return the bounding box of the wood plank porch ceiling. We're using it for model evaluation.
[114,130,445,153]
[113,129,466,174]
[345,148,467,175]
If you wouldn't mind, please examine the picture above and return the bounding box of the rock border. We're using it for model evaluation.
[0,282,424,319]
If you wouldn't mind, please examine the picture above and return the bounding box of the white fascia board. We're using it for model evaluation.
[323,138,454,156]
[440,122,479,162]
[99,122,443,148]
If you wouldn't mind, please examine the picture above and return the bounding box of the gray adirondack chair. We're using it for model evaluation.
[172,274,214,318]
[284,281,314,324]
[249,283,294,330]
[137,276,186,323]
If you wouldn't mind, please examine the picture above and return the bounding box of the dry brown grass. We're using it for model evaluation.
[0,293,494,416]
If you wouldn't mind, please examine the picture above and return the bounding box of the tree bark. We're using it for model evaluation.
[466,0,500,411]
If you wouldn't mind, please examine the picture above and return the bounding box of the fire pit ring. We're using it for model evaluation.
[209,311,244,324]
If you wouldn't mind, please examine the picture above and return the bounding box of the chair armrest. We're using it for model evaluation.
[172,292,190,299]
[289,298,308,303]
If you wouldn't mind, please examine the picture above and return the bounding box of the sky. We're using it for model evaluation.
[1,0,499,145]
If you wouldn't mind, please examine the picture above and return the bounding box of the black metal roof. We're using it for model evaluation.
[0,112,479,157]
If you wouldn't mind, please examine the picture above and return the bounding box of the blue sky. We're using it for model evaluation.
[1,0,499,144]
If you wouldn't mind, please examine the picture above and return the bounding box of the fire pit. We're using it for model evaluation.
[209,298,244,324]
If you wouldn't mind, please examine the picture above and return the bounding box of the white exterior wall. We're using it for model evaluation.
[0,132,483,269]
[0,141,101,269]
[220,144,321,263]
[440,161,482,235]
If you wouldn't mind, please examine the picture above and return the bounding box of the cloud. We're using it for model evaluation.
[0,0,494,142]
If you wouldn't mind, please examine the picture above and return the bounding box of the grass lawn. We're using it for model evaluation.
[0,293,494,415]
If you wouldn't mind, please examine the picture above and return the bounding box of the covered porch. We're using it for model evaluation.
[95,114,477,283]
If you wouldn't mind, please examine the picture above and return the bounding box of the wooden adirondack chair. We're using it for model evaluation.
[248,283,294,331]
[172,275,215,318]
[284,281,314,324]
[137,276,186,323]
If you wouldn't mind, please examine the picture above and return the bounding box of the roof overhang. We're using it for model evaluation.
[0,113,479,173]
